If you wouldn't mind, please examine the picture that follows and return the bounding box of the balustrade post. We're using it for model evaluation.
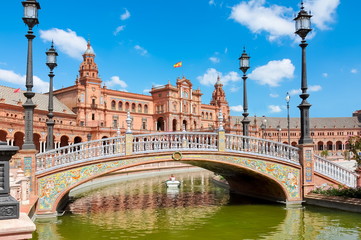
[218,130,225,152]
[355,169,361,187]
[125,133,133,156]
[298,143,315,197]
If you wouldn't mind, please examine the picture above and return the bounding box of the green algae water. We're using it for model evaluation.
[32,171,361,240]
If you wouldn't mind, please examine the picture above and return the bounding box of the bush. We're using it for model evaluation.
[312,186,361,199]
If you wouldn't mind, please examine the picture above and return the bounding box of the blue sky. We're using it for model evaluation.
[0,0,359,118]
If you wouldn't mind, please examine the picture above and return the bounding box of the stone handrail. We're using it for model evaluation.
[36,136,126,173]
[225,134,300,164]
[133,132,218,153]
[314,155,358,188]
[35,132,299,174]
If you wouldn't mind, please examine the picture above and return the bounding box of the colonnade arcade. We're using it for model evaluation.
[0,129,83,153]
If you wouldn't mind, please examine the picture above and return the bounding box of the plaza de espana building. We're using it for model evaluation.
[0,42,360,160]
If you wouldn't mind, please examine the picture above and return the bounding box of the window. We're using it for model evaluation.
[132,103,136,112]
[118,101,123,111]
[142,118,147,130]
[144,105,148,113]
[92,114,95,120]
[111,100,116,110]
[138,104,142,113]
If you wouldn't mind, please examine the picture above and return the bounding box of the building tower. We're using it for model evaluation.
[210,76,230,130]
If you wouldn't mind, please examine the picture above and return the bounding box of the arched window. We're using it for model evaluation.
[327,141,333,151]
[144,104,148,114]
[336,141,343,150]
[118,101,123,111]
[132,103,136,112]
[206,113,209,119]
[318,141,324,151]
[202,112,204,119]
[125,102,130,111]
[138,104,142,113]
[111,100,116,110]
[210,113,213,120]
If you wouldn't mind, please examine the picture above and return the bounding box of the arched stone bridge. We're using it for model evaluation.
[34,131,357,215]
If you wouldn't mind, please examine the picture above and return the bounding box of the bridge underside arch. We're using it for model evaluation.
[35,152,301,214]
[187,161,288,203]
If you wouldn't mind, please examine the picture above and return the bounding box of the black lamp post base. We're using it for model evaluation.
[0,195,19,220]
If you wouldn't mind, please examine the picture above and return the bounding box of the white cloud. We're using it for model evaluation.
[40,28,87,61]
[268,105,282,113]
[351,69,358,74]
[230,0,294,41]
[224,48,228,54]
[230,86,240,92]
[197,68,241,86]
[104,76,128,91]
[309,85,322,92]
[289,85,322,96]
[322,73,328,78]
[113,25,126,36]
[230,105,244,112]
[209,57,220,63]
[249,59,294,87]
[209,0,215,5]
[0,69,48,93]
[120,9,131,21]
[304,0,340,30]
[143,89,151,94]
[134,45,148,56]
[269,93,279,98]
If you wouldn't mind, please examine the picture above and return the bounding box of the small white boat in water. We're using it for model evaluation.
[165,180,181,188]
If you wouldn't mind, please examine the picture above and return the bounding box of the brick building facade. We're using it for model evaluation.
[0,42,360,159]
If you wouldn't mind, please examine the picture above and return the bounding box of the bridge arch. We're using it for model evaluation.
[36,151,301,215]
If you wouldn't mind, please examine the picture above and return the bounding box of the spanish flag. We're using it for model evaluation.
[13,88,21,93]
[173,61,182,68]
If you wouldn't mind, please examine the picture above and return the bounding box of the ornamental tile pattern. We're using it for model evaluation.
[37,154,300,211]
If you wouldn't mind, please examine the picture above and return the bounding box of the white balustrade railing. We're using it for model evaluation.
[225,134,299,164]
[36,132,299,174]
[36,136,125,173]
[133,132,218,153]
[314,155,358,188]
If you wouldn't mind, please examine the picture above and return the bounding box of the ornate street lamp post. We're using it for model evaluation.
[277,124,281,142]
[45,42,58,151]
[294,1,313,145]
[21,0,40,150]
[285,92,291,145]
[239,48,251,136]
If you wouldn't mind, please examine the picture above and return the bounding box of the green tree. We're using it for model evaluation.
[320,150,329,158]
[347,135,361,168]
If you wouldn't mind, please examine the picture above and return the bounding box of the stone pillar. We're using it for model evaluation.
[355,169,361,187]
[0,142,19,220]
[18,149,37,195]
[125,133,133,156]
[298,143,315,197]
[218,130,225,152]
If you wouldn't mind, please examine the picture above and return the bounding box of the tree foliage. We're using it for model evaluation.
[347,135,361,167]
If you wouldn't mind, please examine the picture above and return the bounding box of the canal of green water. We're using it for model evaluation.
[32,171,361,240]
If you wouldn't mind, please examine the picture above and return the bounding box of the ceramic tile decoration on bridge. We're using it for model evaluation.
[32,130,358,216]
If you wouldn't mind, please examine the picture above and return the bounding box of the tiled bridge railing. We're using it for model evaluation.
[35,132,300,174]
